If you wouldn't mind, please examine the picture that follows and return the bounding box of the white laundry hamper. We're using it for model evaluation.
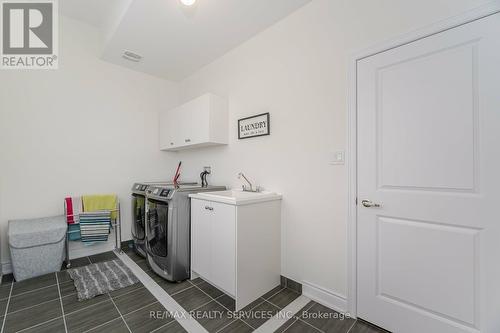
[8,215,67,281]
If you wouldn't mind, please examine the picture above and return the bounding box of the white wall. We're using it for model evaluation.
[173,0,492,300]
[0,0,490,296]
[0,16,179,267]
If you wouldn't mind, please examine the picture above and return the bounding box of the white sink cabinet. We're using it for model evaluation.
[189,190,282,311]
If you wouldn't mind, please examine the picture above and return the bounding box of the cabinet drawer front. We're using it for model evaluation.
[210,202,236,295]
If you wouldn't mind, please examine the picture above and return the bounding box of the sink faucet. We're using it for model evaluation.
[237,172,260,192]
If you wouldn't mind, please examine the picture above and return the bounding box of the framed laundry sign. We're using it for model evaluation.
[238,113,270,139]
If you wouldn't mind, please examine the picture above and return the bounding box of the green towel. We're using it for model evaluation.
[82,194,118,220]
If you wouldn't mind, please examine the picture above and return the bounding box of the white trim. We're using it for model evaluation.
[0,242,117,275]
[68,229,118,259]
[350,0,500,61]
[1,244,114,275]
[346,40,358,318]
[190,270,200,280]
[254,295,311,333]
[1,262,12,275]
[346,0,500,318]
[302,281,347,315]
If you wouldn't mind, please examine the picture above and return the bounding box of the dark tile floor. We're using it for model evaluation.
[123,247,302,332]
[179,277,300,332]
[0,247,389,333]
[275,301,389,333]
[0,250,184,333]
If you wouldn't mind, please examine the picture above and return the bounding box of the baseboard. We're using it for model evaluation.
[280,275,302,294]
[1,262,12,275]
[121,239,134,249]
[1,240,133,277]
[302,280,348,314]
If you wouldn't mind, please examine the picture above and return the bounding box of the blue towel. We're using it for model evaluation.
[79,211,111,243]
[68,224,81,241]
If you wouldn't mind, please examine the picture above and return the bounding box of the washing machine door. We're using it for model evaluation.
[131,194,146,241]
[146,199,169,257]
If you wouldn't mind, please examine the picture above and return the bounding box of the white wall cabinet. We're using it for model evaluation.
[159,93,228,151]
[190,196,281,311]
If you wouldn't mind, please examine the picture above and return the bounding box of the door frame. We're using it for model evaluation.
[346,0,500,318]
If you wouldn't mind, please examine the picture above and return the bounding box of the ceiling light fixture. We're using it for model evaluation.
[180,0,196,6]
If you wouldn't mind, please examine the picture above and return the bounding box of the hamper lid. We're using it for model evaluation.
[8,215,67,248]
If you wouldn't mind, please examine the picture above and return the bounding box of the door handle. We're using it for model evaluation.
[361,200,381,208]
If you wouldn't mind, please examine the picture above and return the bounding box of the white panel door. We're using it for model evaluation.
[210,202,236,295]
[357,13,500,333]
[190,199,211,279]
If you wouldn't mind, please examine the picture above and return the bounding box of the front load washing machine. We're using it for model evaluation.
[145,184,226,281]
[131,181,195,258]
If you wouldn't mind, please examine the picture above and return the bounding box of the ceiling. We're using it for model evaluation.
[62,0,311,81]
[60,0,126,30]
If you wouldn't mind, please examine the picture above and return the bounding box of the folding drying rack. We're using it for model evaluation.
[64,198,122,268]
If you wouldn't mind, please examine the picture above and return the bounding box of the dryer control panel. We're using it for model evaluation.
[146,186,174,201]
[159,189,170,197]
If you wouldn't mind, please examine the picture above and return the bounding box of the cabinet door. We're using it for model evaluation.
[160,107,181,149]
[170,106,184,148]
[191,199,211,279]
[180,96,209,146]
[160,94,227,151]
[159,109,171,150]
[210,202,236,295]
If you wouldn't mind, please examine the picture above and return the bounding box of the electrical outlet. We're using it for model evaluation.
[330,151,345,165]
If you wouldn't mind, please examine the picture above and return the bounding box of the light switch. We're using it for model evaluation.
[330,151,345,165]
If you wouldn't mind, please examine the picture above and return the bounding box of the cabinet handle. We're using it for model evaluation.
[205,206,213,211]
[170,142,174,145]
[185,138,191,143]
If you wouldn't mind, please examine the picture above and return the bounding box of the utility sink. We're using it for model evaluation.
[189,189,282,205]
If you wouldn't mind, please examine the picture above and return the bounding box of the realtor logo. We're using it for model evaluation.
[1,0,58,69]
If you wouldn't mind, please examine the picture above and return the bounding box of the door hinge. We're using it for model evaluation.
[355,197,358,205]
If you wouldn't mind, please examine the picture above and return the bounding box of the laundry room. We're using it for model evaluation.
[0,0,498,332]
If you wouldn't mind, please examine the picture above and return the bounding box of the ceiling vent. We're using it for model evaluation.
[122,51,142,62]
